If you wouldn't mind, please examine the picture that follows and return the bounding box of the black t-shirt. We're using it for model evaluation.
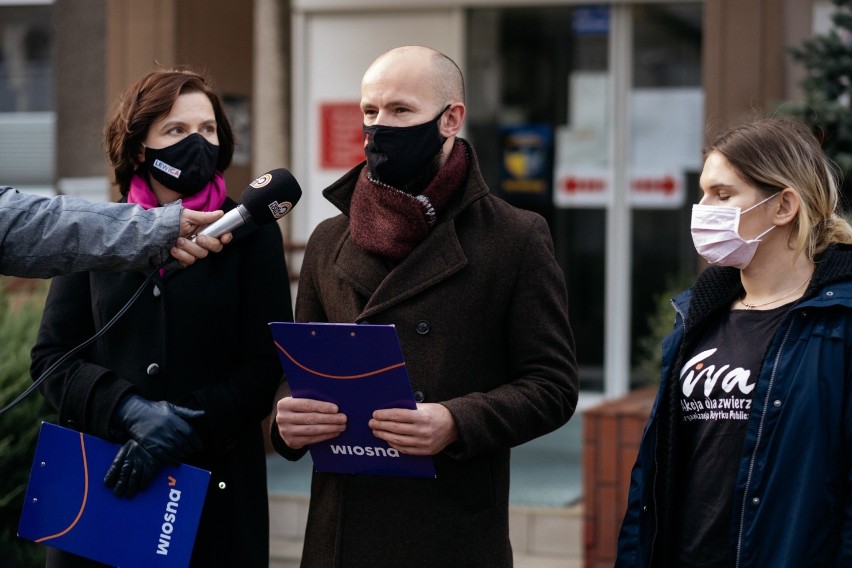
[674,304,790,567]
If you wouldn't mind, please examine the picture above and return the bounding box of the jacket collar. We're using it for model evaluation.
[323,138,489,219]
[324,139,491,319]
[679,243,852,328]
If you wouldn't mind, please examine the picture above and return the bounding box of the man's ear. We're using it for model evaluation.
[440,103,465,138]
[774,187,801,226]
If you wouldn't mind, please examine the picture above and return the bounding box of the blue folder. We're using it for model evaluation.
[269,322,436,478]
[18,422,210,568]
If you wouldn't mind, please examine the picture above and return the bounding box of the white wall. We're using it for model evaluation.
[291,8,464,243]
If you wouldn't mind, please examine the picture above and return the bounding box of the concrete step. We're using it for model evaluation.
[269,537,303,568]
[269,494,583,567]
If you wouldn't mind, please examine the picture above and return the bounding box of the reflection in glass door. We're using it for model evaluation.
[628,4,703,389]
[467,5,610,393]
[467,3,702,397]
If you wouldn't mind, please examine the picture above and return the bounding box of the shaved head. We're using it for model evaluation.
[360,45,467,173]
[367,46,465,107]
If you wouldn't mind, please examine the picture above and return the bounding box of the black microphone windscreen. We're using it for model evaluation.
[239,168,302,226]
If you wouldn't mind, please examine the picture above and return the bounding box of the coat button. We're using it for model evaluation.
[752,497,760,505]
[146,363,160,376]
[413,390,426,402]
[153,285,161,298]
[415,320,430,335]
[773,399,782,407]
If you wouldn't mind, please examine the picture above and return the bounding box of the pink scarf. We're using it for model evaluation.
[128,171,227,212]
[128,172,227,274]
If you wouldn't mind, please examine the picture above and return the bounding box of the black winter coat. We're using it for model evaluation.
[31,197,293,568]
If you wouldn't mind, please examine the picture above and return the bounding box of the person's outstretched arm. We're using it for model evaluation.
[0,186,228,277]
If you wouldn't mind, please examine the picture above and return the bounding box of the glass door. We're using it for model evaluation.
[466,2,702,399]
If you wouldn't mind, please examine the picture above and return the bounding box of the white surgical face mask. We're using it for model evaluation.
[690,193,778,269]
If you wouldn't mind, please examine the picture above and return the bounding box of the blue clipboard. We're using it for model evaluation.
[18,422,210,568]
[269,322,436,478]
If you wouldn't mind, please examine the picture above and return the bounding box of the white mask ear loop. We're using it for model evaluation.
[740,192,779,241]
[741,191,779,215]
[748,224,775,242]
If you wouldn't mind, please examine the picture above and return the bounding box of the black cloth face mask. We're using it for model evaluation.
[362,105,450,188]
[143,133,219,196]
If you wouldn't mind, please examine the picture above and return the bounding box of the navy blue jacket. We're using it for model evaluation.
[617,244,852,567]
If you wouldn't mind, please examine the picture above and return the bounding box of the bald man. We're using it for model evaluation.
[0,186,230,278]
[270,46,578,567]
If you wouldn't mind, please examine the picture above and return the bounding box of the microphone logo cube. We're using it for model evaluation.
[268,201,293,219]
[250,173,272,188]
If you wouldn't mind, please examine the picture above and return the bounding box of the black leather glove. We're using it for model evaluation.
[103,439,159,497]
[112,394,204,466]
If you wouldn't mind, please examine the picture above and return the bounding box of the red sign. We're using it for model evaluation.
[319,102,364,170]
[631,175,678,195]
[560,176,607,193]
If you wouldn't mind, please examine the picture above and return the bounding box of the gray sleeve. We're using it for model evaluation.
[0,186,182,278]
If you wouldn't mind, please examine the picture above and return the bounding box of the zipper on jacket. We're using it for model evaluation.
[733,318,794,568]
[649,418,660,562]
[649,298,686,564]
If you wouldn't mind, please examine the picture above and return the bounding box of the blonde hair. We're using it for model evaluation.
[704,117,852,259]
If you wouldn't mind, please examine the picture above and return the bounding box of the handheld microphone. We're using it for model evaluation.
[0,170,302,418]
[195,168,302,239]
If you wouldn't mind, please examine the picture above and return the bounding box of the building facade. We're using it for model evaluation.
[0,0,827,562]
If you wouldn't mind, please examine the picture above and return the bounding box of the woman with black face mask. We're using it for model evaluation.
[30,68,293,568]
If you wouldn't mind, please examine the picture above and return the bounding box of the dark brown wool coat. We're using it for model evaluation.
[31,198,293,568]
[271,141,579,568]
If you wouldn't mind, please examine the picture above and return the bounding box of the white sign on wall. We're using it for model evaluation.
[293,9,463,244]
[553,72,610,208]
[553,71,702,209]
[629,87,703,208]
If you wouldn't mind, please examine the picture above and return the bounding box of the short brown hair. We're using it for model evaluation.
[104,67,234,195]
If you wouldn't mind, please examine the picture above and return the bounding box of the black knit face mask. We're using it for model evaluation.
[144,133,219,196]
[362,105,449,188]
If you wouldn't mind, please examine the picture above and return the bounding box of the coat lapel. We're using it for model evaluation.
[333,220,468,319]
[325,139,488,320]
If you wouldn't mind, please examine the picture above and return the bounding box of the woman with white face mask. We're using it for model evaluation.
[617,117,852,568]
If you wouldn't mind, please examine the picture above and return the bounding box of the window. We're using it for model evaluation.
[467,3,702,395]
[0,2,54,190]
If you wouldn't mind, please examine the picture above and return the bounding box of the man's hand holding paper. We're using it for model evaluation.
[369,403,459,456]
[275,396,347,450]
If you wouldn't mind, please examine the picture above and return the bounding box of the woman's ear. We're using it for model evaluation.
[136,143,146,164]
[440,103,465,138]
[774,187,801,226]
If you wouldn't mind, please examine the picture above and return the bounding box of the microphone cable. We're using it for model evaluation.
[0,261,164,417]
[0,167,299,417]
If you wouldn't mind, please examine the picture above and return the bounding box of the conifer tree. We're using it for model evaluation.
[0,280,52,567]
[787,0,852,197]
